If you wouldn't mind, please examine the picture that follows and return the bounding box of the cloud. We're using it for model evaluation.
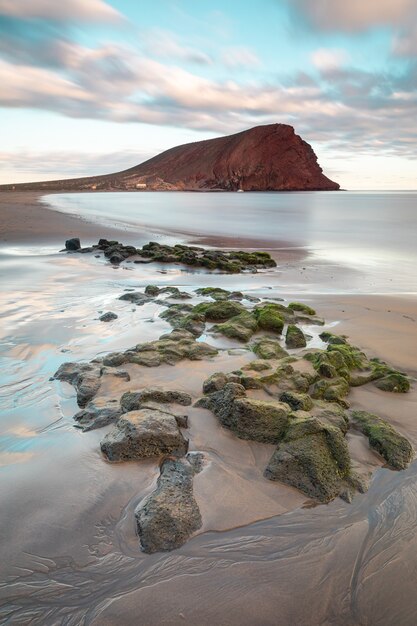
[141,29,212,65]
[0,0,122,23]
[0,148,152,183]
[311,48,348,71]
[221,46,261,68]
[292,0,417,32]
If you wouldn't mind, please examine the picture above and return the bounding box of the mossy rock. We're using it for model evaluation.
[350,410,413,469]
[212,312,258,342]
[374,372,410,393]
[280,391,313,411]
[227,397,290,443]
[311,377,350,406]
[288,302,316,316]
[319,331,347,345]
[194,300,245,322]
[195,287,230,299]
[242,360,272,372]
[264,429,350,503]
[285,325,307,349]
[252,338,289,360]
[254,304,285,334]
[327,343,368,371]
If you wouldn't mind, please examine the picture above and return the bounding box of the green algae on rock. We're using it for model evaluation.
[212,311,258,342]
[252,338,289,360]
[285,324,307,348]
[350,410,413,469]
[254,304,285,333]
[288,302,316,315]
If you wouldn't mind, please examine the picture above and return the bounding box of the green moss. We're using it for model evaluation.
[195,287,230,300]
[252,338,289,360]
[194,300,245,321]
[280,391,313,411]
[319,331,347,345]
[327,343,368,370]
[350,410,413,469]
[374,373,410,393]
[288,302,316,315]
[212,312,258,342]
[254,304,285,334]
[285,325,307,348]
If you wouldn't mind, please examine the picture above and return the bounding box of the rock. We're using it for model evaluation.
[288,302,316,315]
[135,456,202,553]
[99,312,118,322]
[319,331,347,345]
[265,416,351,503]
[194,300,246,322]
[65,237,81,251]
[100,409,188,462]
[350,410,413,469]
[212,312,258,342]
[279,391,313,411]
[254,304,285,333]
[109,252,125,265]
[374,373,410,393]
[252,338,289,360]
[73,400,122,431]
[144,284,160,296]
[120,388,192,412]
[242,360,272,372]
[230,397,290,442]
[285,325,307,348]
[119,292,150,305]
[53,362,101,407]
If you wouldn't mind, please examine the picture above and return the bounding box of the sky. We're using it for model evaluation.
[0,0,416,189]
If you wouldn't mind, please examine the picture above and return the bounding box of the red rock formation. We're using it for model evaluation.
[1,124,339,191]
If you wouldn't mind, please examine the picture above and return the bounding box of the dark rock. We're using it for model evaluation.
[134,456,202,553]
[53,362,101,407]
[65,237,81,251]
[99,312,118,322]
[73,400,122,431]
[118,292,150,305]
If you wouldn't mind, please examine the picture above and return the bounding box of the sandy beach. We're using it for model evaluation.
[1,191,416,625]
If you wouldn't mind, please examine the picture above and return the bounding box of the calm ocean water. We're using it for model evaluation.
[46,190,417,292]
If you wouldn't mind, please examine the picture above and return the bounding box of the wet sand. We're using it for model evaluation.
[0,192,416,625]
[0,191,139,245]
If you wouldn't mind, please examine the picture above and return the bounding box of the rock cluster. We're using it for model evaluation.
[52,286,413,551]
[64,238,277,272]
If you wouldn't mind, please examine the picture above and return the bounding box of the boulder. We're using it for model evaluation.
[279,391,313,411]
[350,410,413,469]
[99,312,118,322]
[135,456,202,553]
[285,325,307,348]
[288,302,316,315]
[65,237,81,251]
[212,312,258,342]
[53,362,101,407]
[100,409,188,462]
[252,338,289,360]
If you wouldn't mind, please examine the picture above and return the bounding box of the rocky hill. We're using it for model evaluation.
[1,124,339,191]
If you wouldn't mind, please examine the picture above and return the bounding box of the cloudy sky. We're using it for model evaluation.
[1,0,416,188]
